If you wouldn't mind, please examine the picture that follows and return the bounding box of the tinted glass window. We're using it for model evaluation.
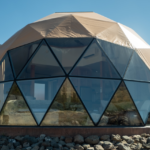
[0,82,13,111]
[97,39,133,77]
[70,77,120,123]
[18,41,65,79]
[0,53,14,81]
[70,39,120,78]
[0,83,37,126]
[41,79,94,126]
[125,81,150,124]
[17,77,65,124]
[9,40,41,77]
[124,51,150,82]
[98,82,143,126]
[46,38,93,74]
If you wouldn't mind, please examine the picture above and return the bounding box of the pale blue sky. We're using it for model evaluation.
[0,0,150,45]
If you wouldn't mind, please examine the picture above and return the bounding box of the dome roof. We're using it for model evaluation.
[0,12,150,65]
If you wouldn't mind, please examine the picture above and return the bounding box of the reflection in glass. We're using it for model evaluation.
[18,41,65,79]
[98,82,143,126]
[46,38,93,73]
[70,39,120,78]
[97,39,133,77]
[125,81,150,124]
[0,82,13,111]
[41,79,94,126]
[0,53,14,81]
[17,77,65,124]
[9,40,41,77]
[70,77,120,123]
[0,83,37,126]
[124,51,150,82]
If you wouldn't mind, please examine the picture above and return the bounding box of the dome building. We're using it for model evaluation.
[0,12,150,127]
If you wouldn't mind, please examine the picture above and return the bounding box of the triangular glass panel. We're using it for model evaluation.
[0,82,37,126]
[17,77,65,124]
[125,81,150,124]
[0,82,13,112]
[70,77,120,124]
[46,38,93,74]
[0,53,14,81]
[97,39,133,77]
[70,39,120,78]
[124,51,150,82]
[9,40,41,77]
[146,113,150,126]
[18,41,65,79]
[41,78,94,126]
[98,82,144,126]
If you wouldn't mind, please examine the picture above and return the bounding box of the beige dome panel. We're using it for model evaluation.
[96,23,133,48]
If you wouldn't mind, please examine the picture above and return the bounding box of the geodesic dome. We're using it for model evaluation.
[0,12,150,126]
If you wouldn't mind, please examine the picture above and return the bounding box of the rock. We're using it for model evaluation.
[31,142,42,148]
[22,137,38,145]
[59,140,66,146]
[7,142,14,149]
[100,135,110,141]
[102,141,114,150]
[9,139,16,143]
[63,147,69,150]
[26,147,32,150]
[1,145,9,150]
[41,141,51,147]
[15,136,24,142]
[140,137,147,144]
[98,141,104,145]
[74,135,84,144]
[147,137,150,143]
[117,143,131,150]
[45,137,51,142]
[132,135,141,142]
[53,137,59,143]
[122,136,134,144]
[82,144,90,149]
[13,142,21,147]
[40,134,46,140]
[31,145,39,150]
[66,143,74,148]
[51,141,58,148]
[39,146,44,150]
[65,137,73,143]
[60,136,65,141]
[94,145,104,150]
[141,133,149,137]
[16,145,22,150]
[23,142,30,148]
[111,134,122,142]
[130,143,142,150]
[75,144,84,150]
[85,135,99,144]
[143,143,150,149]
[87,147,94,150]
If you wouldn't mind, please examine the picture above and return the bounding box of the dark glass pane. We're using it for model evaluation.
[17,77,65,124]
[97,39,133,77]
[46,38,93,74]
[98,82,143,126]
[18,41,65,79]
[0,82,13,111]
[70,77,120,123]
[125,81,150,124]
[70,39,120,78]
[0,83,37,126]
[0,53,14,81]
[124,51,150,82]
[9,40,41,77]
[41,79,94,126]
[146,113,150,125]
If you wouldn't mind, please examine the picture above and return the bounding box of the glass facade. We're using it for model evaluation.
[0,38,149,127]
